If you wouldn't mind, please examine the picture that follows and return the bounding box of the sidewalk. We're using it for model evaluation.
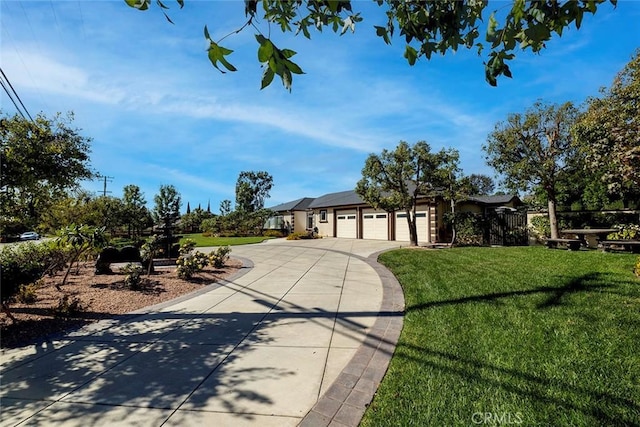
[0,238,405,427]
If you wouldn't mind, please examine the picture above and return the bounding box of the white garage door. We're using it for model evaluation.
[362,209,388,240]
[395,211,427,242]
[336,210,357,238]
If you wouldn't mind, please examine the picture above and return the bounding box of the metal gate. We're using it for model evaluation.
[487,210,529,246]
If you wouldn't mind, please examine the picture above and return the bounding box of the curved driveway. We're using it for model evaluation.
[1,238,405,427]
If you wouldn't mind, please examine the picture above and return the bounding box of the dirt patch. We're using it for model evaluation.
[1,259,243,349]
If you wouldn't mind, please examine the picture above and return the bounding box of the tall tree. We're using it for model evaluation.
[463,174,496,196]
[123,185,152,239]
[484,101,580,239]
[152,185,182,232]
[219,199,232,216]
[356,141,455,246]
[0,111,94,234]
[126,0,617,90]
[235,171,273,213]
[574,49,640,195]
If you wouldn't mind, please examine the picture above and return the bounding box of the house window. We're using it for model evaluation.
[307,212,314,229]
[320,210,328,222]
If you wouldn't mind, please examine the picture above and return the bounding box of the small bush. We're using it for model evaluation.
[120,263,144,289]
[635,257,640,278]
[209,246,231,269]
[179,239,197,256]
[263,230,284,238]
[608,224,640,240]
[16,281,41,304]
[1,242,67,304]
[286,231,317,240]
[52,295,85,318]
[176,251,209,279]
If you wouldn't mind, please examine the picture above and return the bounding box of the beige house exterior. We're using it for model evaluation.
[269,190,454,244]
[268,190,523,244]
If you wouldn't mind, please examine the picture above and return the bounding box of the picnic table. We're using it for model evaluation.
[560,229,617,249]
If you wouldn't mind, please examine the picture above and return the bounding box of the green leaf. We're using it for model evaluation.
[257,39,273,63]
[375,26,391,45]
[486,12,498,40]
[125,0,150,10]
[404,45,418,66]
[204,25,211,41]
[261,68,275,89]
[280,49,297,59]
[207,42,237,73]
[284,59,304,74]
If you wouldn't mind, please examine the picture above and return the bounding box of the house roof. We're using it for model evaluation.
[308,190,365,209]
[464,195,521,205]
[271,191,521,212]
[268,197,315,212]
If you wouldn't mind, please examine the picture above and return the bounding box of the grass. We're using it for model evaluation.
[178,233,274,247]
[361,246,640,427]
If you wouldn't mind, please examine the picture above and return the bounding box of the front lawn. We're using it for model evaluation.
[362,246,640,426]
[179,234,274,247]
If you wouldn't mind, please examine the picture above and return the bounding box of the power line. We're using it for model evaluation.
[0,67,34,121]
[96,175,114,197]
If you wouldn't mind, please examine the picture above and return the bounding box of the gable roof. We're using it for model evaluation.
[308,190,365,209]
[268,197,315,212]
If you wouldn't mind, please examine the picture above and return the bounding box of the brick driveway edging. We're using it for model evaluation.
[299,249,405,427]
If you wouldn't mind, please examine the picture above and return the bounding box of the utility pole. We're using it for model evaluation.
[96,174,114,197]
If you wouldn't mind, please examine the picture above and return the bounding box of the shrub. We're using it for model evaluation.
[1,242,67,305]
[209,246,231,269]
[176,251,209,279]
[263,229,284,238]
[286,231,317,240]
[16,281,41,304]
[608,224,640,240]
[446,212,486,246]
[179,238,197,256]
[52,295,85,318]
[635,257,640,278]
[121,263,144,289]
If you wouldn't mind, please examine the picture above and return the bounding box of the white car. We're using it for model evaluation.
[19,231,40,241]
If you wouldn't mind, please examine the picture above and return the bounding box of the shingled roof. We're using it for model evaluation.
[268,197,316,212]
[308,190,365,209]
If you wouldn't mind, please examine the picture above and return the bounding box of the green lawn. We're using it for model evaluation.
[178,233,274,247]
[361,246,640,426]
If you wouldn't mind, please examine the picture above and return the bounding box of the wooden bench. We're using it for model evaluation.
[546,238,582,251]
[600,240,640,254]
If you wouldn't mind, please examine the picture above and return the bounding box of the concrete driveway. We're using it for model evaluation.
[0,238,405,427]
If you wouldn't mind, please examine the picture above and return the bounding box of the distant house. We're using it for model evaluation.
[267,189,523,244]
[267,197,315,234]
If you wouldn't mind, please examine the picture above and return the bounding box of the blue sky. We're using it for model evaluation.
[2,1,639,213]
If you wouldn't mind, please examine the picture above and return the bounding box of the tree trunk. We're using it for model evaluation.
[406,209,418,246]
[548,197,559,239]
[449,199,457,245]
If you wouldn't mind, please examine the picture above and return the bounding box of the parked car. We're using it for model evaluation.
[19,231,40,241]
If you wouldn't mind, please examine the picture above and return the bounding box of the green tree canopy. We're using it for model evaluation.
[356,140,456,246]
[574,49,640,194]
[123,185,152,238]
[152,184,182,231]
[0,111,94,234]
[235,171,273,213]
[484,101,580,238]
[126,0,617,90]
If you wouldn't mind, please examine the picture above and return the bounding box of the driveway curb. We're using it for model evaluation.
[299,249,405,427]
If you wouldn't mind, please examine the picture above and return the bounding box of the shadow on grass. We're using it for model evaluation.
[393,272,640,426]
[406,272,626,312]
[393,342,640,426]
